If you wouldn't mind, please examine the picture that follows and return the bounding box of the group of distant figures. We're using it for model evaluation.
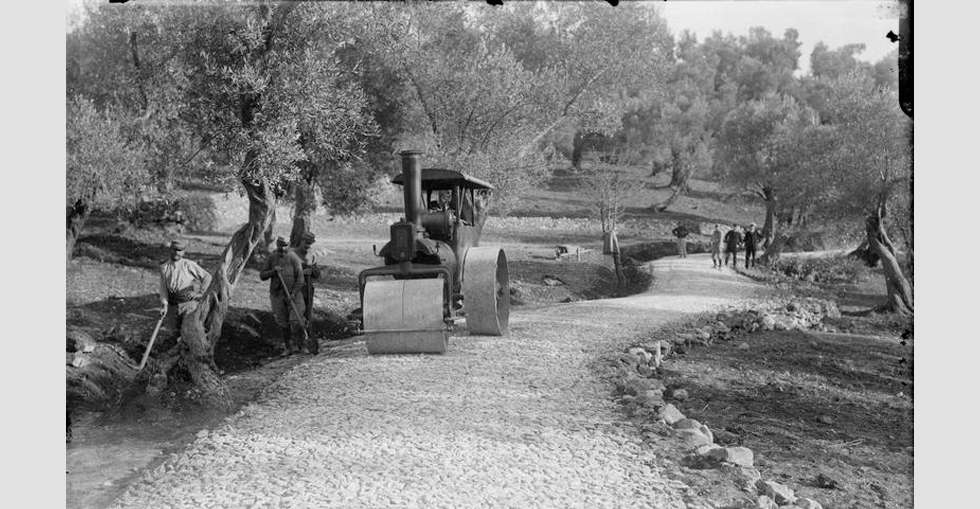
[671,222,765,269]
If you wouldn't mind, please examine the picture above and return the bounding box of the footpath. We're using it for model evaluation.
[106,255,767,509]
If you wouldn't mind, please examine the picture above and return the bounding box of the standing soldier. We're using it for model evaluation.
[709,224,724,269]
[671,223,690,258]
[158,240,212,343]
[260,237,306,356]
[744,223,760,268]
[723,223,743,267]
[293,231,321,354]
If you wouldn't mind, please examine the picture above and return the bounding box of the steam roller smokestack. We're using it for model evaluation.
[400,150,423,225]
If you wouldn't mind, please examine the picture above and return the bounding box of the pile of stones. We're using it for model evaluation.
[609,297,842,508]
[647,297,841,352]
[612,355,825,509]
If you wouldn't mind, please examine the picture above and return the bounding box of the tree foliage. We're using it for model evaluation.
[572,149,645,233]
[66,96,149,212]
[354,2,673,213]
[68,3,198,194]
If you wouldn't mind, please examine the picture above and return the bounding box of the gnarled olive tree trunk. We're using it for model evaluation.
[66,200,89,263]
[154,169,277,407]
[289,172,317,247]
[758,187,781,266]
[866,213,913,316]
[653,148,692,212]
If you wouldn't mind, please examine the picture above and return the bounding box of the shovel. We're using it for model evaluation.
[276,270,315,354]
[138,313,166,371]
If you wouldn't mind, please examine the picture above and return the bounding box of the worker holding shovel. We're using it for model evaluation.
[146,240,212,369]
[260,237,308,356]
[293,231,321,355]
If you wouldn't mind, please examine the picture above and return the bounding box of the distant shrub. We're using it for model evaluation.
[125,194,217,233]
[772,255,872,285]
[178,194,218,232]
[782,231,828,252]
[127,198,177,227]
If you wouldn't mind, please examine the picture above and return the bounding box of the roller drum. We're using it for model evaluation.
[363,278,448,354]
[462,247,509,335]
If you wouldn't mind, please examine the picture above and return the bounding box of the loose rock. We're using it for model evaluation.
[657,404,686,425]
[756,480,796,505]
[671,388,689,401]
[706,446,754,467]
[628,347,652,364]
[719,463,762,485]
[795,498,823,509]
[673,418,701,431]
[695,444,724,456]
[71,354,90,369]
[674,427,713,449]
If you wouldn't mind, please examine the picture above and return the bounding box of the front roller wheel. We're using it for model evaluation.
[462,246,509,335]
[363,278,449,354]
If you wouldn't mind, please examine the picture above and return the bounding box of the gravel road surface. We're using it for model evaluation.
[109,255,766,509]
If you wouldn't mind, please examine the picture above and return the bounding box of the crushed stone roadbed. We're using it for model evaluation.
[109,256,766,509]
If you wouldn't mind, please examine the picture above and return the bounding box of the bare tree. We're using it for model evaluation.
[572,149,644,288]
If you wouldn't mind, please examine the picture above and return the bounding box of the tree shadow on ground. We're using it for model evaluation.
[76,233,224,272]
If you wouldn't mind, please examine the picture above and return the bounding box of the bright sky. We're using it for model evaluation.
[656,1,901,76]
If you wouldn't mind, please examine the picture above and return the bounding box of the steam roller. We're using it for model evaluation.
[350,150,509,354]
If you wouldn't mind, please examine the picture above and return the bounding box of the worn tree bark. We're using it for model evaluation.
[668,158,690,191]
[154,158,278,407]
[612,251,626,289]
[653,148,692,212]
[758,188,781,266]
[66,200,89,263]
[145,1,297,406]
[866,213,913,316]
[289,172,317,247]
[849,240,880,267]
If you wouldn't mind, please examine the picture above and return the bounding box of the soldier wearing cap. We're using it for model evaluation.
[293,232,321,325]
[159,240,212,341]
[744,222,760,268]
[260,236,307,355]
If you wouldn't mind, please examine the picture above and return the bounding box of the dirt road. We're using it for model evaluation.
[105,255,767,509]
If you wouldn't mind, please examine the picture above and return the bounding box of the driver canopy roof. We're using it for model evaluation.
[392,168,494,191]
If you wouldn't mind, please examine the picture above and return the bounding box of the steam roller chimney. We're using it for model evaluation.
[400,150,423,225]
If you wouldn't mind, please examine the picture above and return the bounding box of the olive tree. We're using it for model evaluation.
[571,149,645,288]
[357,1,673,214]
[823,71,912,315]
[66,96,149,262]
[125,1,378,404]
[716,93,825,263]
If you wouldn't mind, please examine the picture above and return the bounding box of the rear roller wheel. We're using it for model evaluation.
[462,247,509,335]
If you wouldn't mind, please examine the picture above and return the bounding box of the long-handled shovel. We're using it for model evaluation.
[138,313,166,371]
[276,271,314,354]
